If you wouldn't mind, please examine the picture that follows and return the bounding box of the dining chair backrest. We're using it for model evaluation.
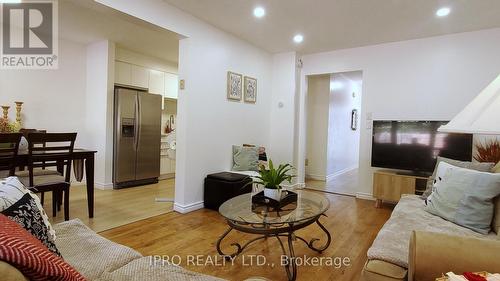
[26,133,77,186]
[0,133,22,176]
[19,128,46,138]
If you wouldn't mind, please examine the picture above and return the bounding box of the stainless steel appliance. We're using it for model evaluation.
[113,87,162,188]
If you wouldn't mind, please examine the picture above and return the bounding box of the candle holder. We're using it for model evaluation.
[1,106,10,120]
[14,101,23,125]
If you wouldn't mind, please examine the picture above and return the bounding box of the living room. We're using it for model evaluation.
[1,1,500,281]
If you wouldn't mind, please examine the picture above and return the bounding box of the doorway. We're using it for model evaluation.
[48,0,181,231]
[305,71,363,195]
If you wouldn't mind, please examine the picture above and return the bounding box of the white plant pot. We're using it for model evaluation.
[264,188,282,201]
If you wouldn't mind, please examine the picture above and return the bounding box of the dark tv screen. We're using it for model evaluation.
[371,121,473,173]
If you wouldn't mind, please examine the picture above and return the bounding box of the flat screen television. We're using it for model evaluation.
[371,120,473,174]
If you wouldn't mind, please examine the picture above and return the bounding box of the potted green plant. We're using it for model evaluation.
[253,160,296,201]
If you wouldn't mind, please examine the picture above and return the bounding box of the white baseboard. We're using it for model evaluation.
[283,182,306,189]
[355,192,375,201]
[94,182,114,190]
[174,201,204,214]
[159,173,175,180]
[326,166,358,182]
[71,180,113,190]
[305,173,326,181]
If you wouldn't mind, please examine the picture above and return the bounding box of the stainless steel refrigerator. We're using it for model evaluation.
[113,87,162,188]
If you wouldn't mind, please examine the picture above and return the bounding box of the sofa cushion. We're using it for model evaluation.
[363,260,407,281]
[2,193,61,256]
[422,157,495,199]
[366,195,496,269]
[0,177,56,241]
[95,256,225,281]
[54,219,142,280]
[0,214,85,281]
[425,162,500,234]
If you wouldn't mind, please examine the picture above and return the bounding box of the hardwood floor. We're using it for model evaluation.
[307,169,359,196]
[42,179,175,232]
[100,191,393,281]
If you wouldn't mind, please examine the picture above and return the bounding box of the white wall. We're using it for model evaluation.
[97,0,273,213]
[269,52,298,166]
[298,28,500,198]
[327,72,362,178]
[305,75,329,180]
[85,40,115,188]
[0,39,88,147]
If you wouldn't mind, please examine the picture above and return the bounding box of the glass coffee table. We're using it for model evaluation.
[217,190,331,281]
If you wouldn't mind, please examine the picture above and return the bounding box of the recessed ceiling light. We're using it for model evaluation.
[436,7,450,17]
[253,6,265,18]
[293,34,304,44]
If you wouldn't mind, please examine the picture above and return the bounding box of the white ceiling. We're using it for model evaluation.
[162,0,500,54]
[60,0,180,63]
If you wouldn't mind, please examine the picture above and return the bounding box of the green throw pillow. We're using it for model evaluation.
[425,162,500,234]
[232,145,259,171]
[422,157,495,199]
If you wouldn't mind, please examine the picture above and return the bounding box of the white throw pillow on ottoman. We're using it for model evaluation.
[425,162,500,234]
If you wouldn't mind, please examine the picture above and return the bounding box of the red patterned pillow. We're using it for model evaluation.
[0,214,86,281]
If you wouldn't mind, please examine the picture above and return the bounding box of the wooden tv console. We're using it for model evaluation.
[373,170,429,208]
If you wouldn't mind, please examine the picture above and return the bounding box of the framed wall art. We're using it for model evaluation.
[227,71,243,101]
[244,76,257,103]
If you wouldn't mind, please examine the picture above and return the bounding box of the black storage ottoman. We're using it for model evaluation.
[204,172,253,211]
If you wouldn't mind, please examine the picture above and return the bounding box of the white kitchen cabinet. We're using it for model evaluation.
[130,65,149,89]
[149,70,165,95]
[115,61,149,89]
[164,73,178,99]
[115,61,132,86]
[160,157,171,175]
[115,62,178,103]
[160,157,176,178]
[149,70,166,109]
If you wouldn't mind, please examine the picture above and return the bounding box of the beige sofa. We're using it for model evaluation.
[361,196,500,281]
[1,219,224,281]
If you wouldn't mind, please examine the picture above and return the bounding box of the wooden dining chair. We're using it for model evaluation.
[17,133,77,220]
[0,133,22,177]
[15,129,58,205]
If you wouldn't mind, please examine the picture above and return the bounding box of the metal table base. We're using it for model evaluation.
[216,214,332,281]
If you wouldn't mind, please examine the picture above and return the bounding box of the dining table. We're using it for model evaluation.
[15,149,97,218]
